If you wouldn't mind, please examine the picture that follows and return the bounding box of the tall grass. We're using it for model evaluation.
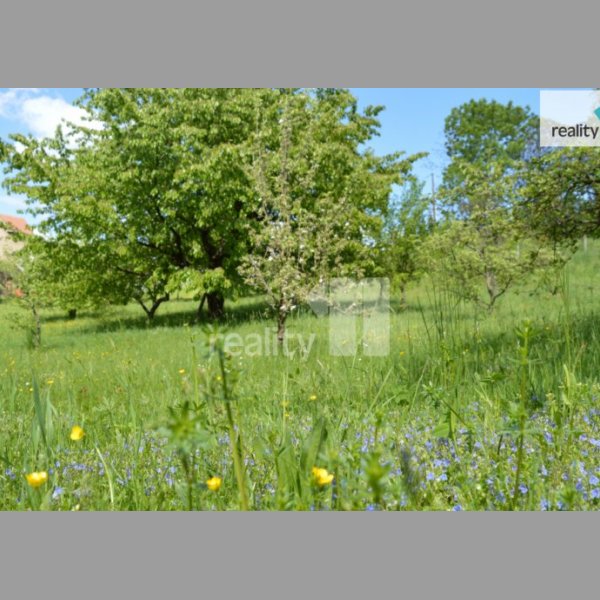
[1,241,600,510]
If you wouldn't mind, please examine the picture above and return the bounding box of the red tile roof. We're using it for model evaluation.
[0,214,31,235]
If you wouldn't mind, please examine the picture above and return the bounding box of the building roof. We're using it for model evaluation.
[0,214,31,235]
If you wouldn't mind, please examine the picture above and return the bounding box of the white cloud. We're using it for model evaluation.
[0,88,38,119]
[20,96,88,139]
[0,88,97,140]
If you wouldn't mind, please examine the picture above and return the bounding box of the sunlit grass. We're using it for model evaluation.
[1,240,600,510]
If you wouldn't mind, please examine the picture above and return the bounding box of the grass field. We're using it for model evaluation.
[2,239,600,511]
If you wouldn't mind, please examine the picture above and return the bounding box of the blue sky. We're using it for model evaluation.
[0,88,540,219]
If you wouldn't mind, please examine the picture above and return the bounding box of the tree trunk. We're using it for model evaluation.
[196,293,207,321]
[67,308,77,320]
[277,312,287,345]
[485,270,497,308]
[207,291,225,320]
[400,283,407,309]
[31,302,41,349]
[277,298,288,344]
[138,293,170,321]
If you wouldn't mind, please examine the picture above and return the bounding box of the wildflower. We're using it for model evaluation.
[519,484,528,494]
[591,488,600,500]
[452,504,463,511]
[178,369,186,375]
[26,471,48,488]
[312,466,334,486]
[52,487,64,500]
[206,476,222,492]
[590,475,599,486]
[46,379,54,386]
[70,425,85,441]
[309,394,317,401]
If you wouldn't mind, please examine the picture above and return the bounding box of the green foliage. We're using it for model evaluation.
[520,147,600,243]
[1,239,600,510]
[433,99,567,310]
[376,178,431,303]
[239,89,421,340]
[420,205,565,311]
[443,98,538,201]
[2,88,422,324]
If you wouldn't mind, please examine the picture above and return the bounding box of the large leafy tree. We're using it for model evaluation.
[3,88,274,319]
[3,88,421,325]
[443,99,538,201]
[240,88,420,342]
[427,99,563,310]
[421,166,561,311]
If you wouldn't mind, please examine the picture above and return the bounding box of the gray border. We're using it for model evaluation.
[1,1,597,599]
[0,2,596,86]
[0,513,595,598]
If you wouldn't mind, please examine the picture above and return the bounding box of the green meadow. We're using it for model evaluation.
[1,239,600,511]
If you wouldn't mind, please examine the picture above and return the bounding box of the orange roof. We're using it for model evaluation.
[0,214,31,235]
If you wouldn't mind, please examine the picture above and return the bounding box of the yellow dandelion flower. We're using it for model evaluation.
[178,368,186,375]
[70,425,85,441]
[309,394,317,401]
[26,471,48,488]
[46,379,54,385]
[206,476,222,492]
[312,466,334,486]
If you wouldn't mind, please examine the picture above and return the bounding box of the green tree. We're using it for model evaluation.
[378,178,431,307]
[520,148,600,245]
[429,99,563,310]
[442,98,538,215]
[3,89,274,320]
[420,211,560,311]
[2,130,175,319]
[240,89,420,342]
